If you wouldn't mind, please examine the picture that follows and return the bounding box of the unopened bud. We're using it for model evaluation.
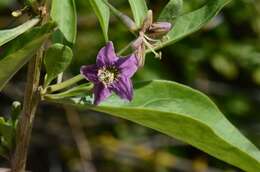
[148,22,172,38]
[142,10,153,32]
[120,14,138,31]
[101,0,137,31]
[11,101,22,121]
[12,10,22,17]
[150,22,172,32]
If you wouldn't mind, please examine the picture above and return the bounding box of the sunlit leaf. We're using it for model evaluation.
[158,0,183,23]
[128,0,148,28]
[58,80,260,172]
[154,0,231,50]
[89,0,110,42]
[0,18,40,47]
[51,0,77,43]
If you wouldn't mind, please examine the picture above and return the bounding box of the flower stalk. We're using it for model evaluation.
[101,0,137,32]
[44,83,94,100]
[44,74,85,93]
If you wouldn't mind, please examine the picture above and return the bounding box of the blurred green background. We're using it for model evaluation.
[1,0,260,171]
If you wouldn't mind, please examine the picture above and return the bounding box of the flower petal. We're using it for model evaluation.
[93,83,112,105]
[80,65,99,83]
[112,77,133,101]
[96,41,119,66]
[116,54,138,78]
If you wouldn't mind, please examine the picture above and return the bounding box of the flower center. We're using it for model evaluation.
[97,66,119,86]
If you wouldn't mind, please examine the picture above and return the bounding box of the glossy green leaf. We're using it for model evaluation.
[89,0,110,42]
[158,0,183,23]
[60,80,260,172]
[154,0,231,50]
[44,43,73,87]
[0,23,55,91]
[51,0,77,43]
[0,18,40,47]
[128,0,148,28]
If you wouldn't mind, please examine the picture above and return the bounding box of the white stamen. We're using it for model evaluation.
[97,66,118,87]
[142,37,162,59]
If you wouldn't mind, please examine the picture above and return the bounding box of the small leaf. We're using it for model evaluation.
[44,43,73,87]
[88,0,110,42]
[154,0,231,50]
[128,0,148,28]
[0,18,40,47]
[0,117,14,149]
[0,23,55,91]
[158,0,183,23]
[59,80,260,172]
[11,101,22,123]
[51,0,77,44]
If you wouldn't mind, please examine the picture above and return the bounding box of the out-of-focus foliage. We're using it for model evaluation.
[1,0,260,172]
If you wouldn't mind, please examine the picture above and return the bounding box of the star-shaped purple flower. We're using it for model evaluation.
[80,41,139,105]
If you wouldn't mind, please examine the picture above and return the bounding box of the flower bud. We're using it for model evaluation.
[12,10,22,17]
[11,101,22,121]
[142,10,153,32]
[148,22,172,38]
[101,0,137,31]
[120,14,138,32]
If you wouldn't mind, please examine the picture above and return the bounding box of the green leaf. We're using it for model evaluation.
[89,0,110,42]
[0,23,55,91]
[154,0,231,50]
[128,0,148,28]
[61,80,260,172]
[51,0,77,44]
[0,117,14,149]
[158,0,183,23]
[44,43,73,87]
[0,18,40,47]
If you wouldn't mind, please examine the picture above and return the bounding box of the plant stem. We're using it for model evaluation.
[46,74,85,93]
[44,83,93,100]
[11,1,51,171]
[11,46,44,172]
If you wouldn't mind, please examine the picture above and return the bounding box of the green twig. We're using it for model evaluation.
[44,83,93,100]
[46,74,85,93]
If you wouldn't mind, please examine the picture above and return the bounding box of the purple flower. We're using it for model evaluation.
[80,41,139,105]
